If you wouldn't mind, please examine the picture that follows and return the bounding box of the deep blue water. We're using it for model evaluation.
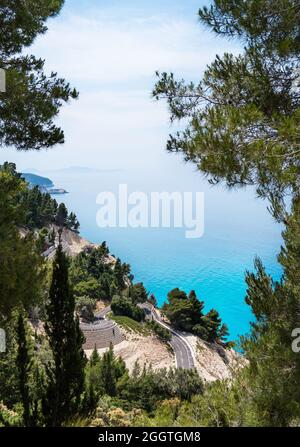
[44,166,283,341]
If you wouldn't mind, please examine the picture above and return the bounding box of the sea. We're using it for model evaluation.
[42,165,283,342]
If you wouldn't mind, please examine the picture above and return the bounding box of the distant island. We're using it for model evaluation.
[21,172,68,195]
[21,172,54,187]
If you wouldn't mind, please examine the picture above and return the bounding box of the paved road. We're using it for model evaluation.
[80,306,124,349]
[141,303,195,369]
[42,241,69,259]
[95,306,111,319]
[84,303,195,369]
[42,245,56,258]
[80,305,112,330]
[167,328,194,369]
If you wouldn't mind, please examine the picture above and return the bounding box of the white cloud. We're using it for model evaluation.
[62,89,168,131]
[31,13,240,84]
[3,6,240,171]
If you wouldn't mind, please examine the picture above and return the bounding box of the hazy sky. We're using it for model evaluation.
[0,0,240,173]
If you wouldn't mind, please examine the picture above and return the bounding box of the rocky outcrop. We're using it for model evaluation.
[42,225,117,263]
[86,327,176,373]
[84,308,245,380]
[58,226,99,257]
[182,333,247,382]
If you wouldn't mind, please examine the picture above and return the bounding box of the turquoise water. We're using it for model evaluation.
[44,165,283,341]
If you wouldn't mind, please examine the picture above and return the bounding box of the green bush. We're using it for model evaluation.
[111,295,145,322]
[76,295,96,308]
[147,321,171,342]
[163,288,229,343]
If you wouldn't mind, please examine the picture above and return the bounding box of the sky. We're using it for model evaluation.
[0,0,241,173]
[0,1,283,338]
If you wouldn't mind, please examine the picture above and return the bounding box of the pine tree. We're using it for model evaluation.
[67,212,80,232]
[241,196,300,425]
[0,164,45,318]
[55,203,68,227]
[188,290,205,326]
[129,282,148,304]
[201,309,228,343]
[148,294,157,307]
[0,1,78,151]
[44,242,86,426]
[49,228,56,244]
[81,382,98,416]
[153,0,300,220]
[164,288,205,331]
[30,361,46,427]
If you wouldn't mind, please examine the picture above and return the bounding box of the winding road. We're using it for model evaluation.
[140,303,195,369]
[42,241,69,259]
[44,243,195,369]
[80,306,124,350]
[81,304,195,369]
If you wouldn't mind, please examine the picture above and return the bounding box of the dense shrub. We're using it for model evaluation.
[86,347,204,414]
[111,295,145,322]
[163,289,228,343]
[147,321,171,342]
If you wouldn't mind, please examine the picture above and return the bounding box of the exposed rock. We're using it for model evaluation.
[58,226,98,257]
[84,302,245,380]
[42,225,118,264]
[86,327,175,373]
[183,333,247,382]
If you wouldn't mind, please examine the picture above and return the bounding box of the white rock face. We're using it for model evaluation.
[86,329,176,372]
[182,333,246,382]
[85,317,245,381]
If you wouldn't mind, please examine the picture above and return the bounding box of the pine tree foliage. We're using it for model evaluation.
[0,163,45,317]
[163,288,228,342]
[0,1,77,150]
[153,0,300,220]
[153,0,300,425]
[240,197,300,426]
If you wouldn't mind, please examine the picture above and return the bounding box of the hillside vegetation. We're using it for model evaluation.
[1,0,300,428]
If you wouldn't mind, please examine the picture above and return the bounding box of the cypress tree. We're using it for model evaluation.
[89,345,100,367]
[16,312,32,427]
[44,241,86,426]
[114,258,125,291]
[101,343,116,397]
